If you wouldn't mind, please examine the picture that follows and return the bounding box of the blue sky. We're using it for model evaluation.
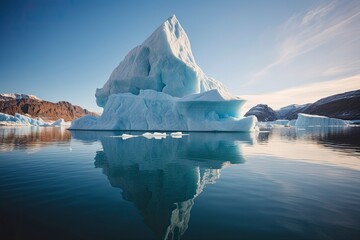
[1,0,359,112]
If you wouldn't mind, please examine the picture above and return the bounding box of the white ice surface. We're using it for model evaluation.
[295,113,349,127]
[71,90,257,131]
[256,119,291,129]
[0,113,67,127]
[0,93,41,101]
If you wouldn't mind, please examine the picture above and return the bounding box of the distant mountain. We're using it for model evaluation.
[245,90,360,121]
[277,103,311,120]
[297,90,360,120]
[0,93,41,101]
[244,104,277,121]
[0,94,97,122]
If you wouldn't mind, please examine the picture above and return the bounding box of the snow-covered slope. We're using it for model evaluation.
[276,90,360,120]
[301,90,360,120]
[276,104,311,119]
[0,93,41,101]
[72,16,256,132]
[95,15,227,108]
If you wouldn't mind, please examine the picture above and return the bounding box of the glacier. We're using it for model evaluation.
[71,15,257,132]
[0,112,67,127]
[295,113,349,127]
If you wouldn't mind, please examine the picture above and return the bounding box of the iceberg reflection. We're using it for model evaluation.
[93,132,254,239]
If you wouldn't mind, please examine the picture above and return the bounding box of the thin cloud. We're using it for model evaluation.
[322,60,360,77]
[246,0,360,85]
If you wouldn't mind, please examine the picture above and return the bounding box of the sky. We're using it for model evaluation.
[0,0,359,112]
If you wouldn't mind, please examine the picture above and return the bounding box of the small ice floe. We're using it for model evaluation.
[170,132,188,138]
[110,133,138,140]
[121,134,138,139]
[142,132,167,139]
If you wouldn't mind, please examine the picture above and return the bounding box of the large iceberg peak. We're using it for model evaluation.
[95,15,227,107]
[153,14,196,65]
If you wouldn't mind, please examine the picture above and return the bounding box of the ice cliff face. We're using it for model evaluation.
[295,113,349,127]
[95,15,227,108]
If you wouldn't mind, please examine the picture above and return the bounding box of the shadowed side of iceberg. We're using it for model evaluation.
[70,90,257,131]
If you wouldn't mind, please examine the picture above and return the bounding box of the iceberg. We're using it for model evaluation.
[295,113,349,127]
[70,15,256,132]
[256,119,291,129]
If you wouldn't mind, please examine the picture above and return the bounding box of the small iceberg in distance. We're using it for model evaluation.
[295,113,349,127]
[0,112,68,127]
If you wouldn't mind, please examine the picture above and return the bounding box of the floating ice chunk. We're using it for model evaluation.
[256,119,291,130]
[121,134,138,139]
[51,119,65,126]
[142,132,153,138]
[171,132,183,135]
[295,113,349,127]
[142,132,167,139]
[121,133,137,139]
[170,132,189,138]
[110,133,139,139]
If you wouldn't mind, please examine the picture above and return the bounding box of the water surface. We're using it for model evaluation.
[0,126,359,239]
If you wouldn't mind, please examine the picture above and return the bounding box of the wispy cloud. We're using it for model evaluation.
[242,74,360,111]
[246,0,360,85]
[322,60,360,77]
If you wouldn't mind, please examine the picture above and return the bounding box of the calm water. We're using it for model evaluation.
[0,127,359,240]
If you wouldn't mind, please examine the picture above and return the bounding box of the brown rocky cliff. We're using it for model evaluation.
[0,98,97,122]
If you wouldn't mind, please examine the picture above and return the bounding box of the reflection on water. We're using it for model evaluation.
[1,127,359,239]
[251,127,360,170]
[75,132,254,239]
[0,127,71,152]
